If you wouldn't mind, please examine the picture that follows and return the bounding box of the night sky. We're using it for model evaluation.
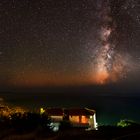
[0,0,140,95]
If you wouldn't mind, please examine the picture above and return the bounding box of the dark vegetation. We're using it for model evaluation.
[0,112,54,140]
[10,113,49,132]
[0,113,140,140]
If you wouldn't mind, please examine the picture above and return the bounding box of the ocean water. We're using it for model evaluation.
[1,92,140,125]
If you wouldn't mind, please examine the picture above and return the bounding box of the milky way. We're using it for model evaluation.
[0,0,139,89]
[93,0,131,84]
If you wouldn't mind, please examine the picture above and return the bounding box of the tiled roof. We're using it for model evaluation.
[46,108,63,116]
[45,108,95,116]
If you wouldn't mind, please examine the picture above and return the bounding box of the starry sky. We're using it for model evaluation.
[0,0,140,94]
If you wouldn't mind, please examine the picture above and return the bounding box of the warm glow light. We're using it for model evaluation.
[10,71,93,87]
[81,116,88,123]
[94,71,109,84]
[69,116,79,123]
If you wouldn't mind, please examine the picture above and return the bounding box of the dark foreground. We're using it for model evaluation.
[0,113,140,140]
[1,126,140,140]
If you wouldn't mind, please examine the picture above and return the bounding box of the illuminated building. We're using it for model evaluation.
[40,107,97,130]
